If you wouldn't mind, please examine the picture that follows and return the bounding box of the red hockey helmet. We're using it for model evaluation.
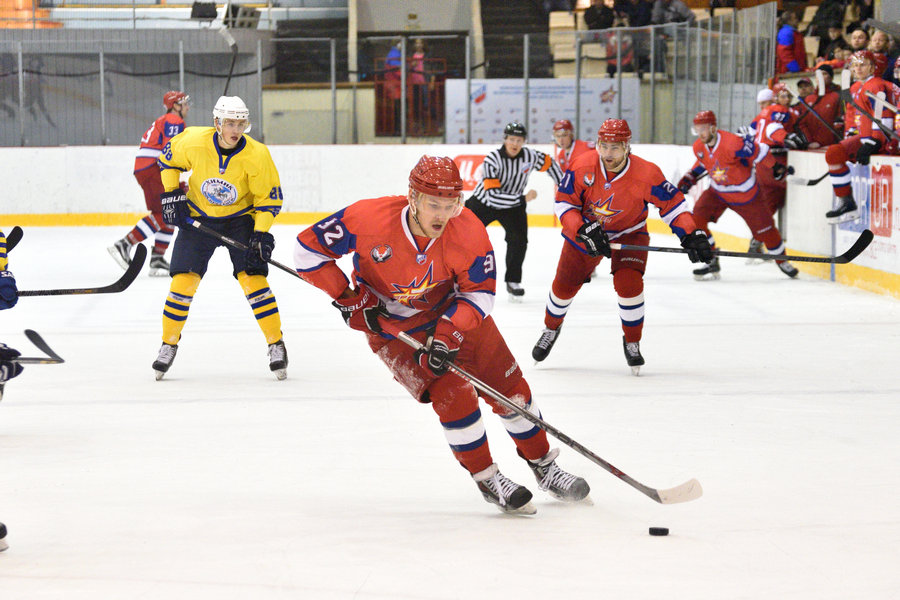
[163,90,189,110]
[409,155,464,199]
[553,119,574,132]
[771,82,792,97]
[872,52,888,77]
[692,110,717,127]
[597,118,631,143]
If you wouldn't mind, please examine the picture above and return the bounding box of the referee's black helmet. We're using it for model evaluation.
[504,121,527,138]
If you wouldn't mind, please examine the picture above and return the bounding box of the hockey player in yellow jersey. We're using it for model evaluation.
[152,96,288,380]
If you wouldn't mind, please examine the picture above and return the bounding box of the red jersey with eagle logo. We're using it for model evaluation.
[689,130,774,204]
[554,151,699,245]
[294,195,497,334]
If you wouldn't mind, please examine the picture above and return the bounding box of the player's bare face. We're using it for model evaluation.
[217,118,249,149]
[776,91,792,107]
[851,59,874,81]
[409,192,461,239]
[504,135,525,157]
[553,130,573,150]
[597,141,627,172]
[695,123,716,145]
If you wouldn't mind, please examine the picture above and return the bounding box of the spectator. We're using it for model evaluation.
[384,40,402,135]
[621,0,652,26]
[408,38,429,135]
[820,22,850,60]
[848,26,869,52]
[846,0,874,29]
[869,30,897,81]
[606,32,636,77]
[543,0,574,13]
[796,77,815,99]
[806,0,845,44]
[584,0,619,31]
[817,46,853,71]
[776,10,808,74]
[651,0,696,25]
[794,65,843,148]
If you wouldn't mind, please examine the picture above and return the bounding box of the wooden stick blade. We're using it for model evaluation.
[656,478,704,504]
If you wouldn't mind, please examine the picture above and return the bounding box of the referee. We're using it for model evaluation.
[466,121,562,299]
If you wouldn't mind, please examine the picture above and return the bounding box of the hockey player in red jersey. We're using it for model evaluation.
[294,156,590,515]
[108,90,190,276]
[552,119,595,172]
[531,119,713,375]
[824,50,897,223]
[678,110,798,280]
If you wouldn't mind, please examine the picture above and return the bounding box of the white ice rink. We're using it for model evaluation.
[1,225,898,599]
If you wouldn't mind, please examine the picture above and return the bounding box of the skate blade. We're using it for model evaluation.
[497,501,537,516]
[630,365,641,376]
[154,370,166,381]
[826,211,860,224]
[148,268,169,277]
[273,368,287,381]
[107,246,130,270]
[693,272,721,281]
[508,295,524,304]
[0,539,8,552]
[745,258,764,265]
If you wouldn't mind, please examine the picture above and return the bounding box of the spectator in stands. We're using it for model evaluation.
[819,22,850,60]
[650,0,695,26]
[543,0,574,14]
[621,0,652,27]
[408,38,430,135]
[606,32,636,77]
[846,0,874,31]
[807,0,846,44]
[584,0,615,31]
[869,30,897,82]
[794,64,843,148]
[848,26,869,53]
[776,10,807,74]
[796,77,815,99]
[384,40,402,135]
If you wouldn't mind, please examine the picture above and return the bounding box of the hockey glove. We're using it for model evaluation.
[161,189,190,227]
[0,271,18,310]
[855,138,881,166]
[245,231,275,276]
[783,132,808,150]
[676,172,698,194]
[332,286,388,333]
[576,221,612,258]
[772,162,788,181]
[681,230,713,263]
[0,344,23,383]
[736,125,754,139]
[415,318,463,376]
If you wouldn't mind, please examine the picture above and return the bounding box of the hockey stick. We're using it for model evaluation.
[787,170,828,186]
[840,70,900,143]
[9,329,66,364]
[378,319,702,505]
[4,226,23,252]
[610,228,873,264]
[218,26,239,96]
[185,218,300,280]
[18,244,147,297]
[795,96,842,141]
[864,90,899,115]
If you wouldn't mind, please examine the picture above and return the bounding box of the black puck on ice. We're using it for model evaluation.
[649,527,669,536]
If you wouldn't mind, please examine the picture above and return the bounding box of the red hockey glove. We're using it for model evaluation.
[677,172,698,194]
[415,318,463,376]
[331,286,388,333]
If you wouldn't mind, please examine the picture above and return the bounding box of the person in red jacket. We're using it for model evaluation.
[551,119,595,172]
[794,64,843,148]
[776,10,808,74]
[108,90,190,276]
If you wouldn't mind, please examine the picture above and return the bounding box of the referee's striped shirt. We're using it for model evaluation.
[471,146,563,209]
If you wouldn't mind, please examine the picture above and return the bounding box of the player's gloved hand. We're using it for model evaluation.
[0,344,24,383]
[772,162,789,181]
[576,221,612,258]
[161,189,190,227]
[332,286,388,333]
[736,125,754,139]
[783,132,808,150]
[676,172,698,194]
[681,230,713,263]
[415,318,463,376]
[245,231,275,276]
[856,138,881,166]
[0,271,18,310]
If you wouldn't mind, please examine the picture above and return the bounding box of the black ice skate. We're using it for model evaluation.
[622,335,645,376]
[152,342,178,381]
[472,463,535,515]
[527,448,591,503]
[506,282,525,302]
[532,324,562,363]
[268,339,288,381]
[746,238,764,265]
[825,197,859,224]
[775,257,799,278]
[107,238,133,270]
[148,254,171,277]
[692,256,721,281]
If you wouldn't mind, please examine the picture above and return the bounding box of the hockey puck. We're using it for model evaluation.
[649,527,669,536]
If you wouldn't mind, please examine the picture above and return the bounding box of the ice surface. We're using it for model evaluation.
[1,225,898,599]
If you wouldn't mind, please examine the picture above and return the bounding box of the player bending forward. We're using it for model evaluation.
[294,155,590,515]
[532,119,713,375]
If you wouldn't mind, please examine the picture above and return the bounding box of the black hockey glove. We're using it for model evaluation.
[576,221,612,258]
[676,172,698,194]
[856,138,881,166]
[0,270,18,310]
[783,132,808,150]
[772,162,788,181]
[0,343,24,383]
[681,230,713,263]
[414,319,463,376]
[161,189,190,227]
[245,231,275,276]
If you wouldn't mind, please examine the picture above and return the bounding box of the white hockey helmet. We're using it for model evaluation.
[213,95,251,133]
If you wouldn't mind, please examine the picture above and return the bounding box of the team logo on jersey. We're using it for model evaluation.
[390,263,440,308]
[521,165,531,175]
[711,163,729,183]
[200,178,238,206]
[371,244,393,263]
[589,194,622,223]
[583,173,595,186]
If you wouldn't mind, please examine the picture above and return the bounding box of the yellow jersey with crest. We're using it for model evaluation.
[157,126,283,231]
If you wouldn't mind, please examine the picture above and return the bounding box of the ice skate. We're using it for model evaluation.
[268,339,288,380]
[152,342,178,380]
[107,238,133,270]
[825,197,859,224]
[746,238,764,265]
[148,254,171,277]
[472,463,535,515]
[527,448,591,503]
[622,335,644,376]
[506,282,525,303]
[775,257,799,278]
[532,324,562,363]
[692,256,720,281]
